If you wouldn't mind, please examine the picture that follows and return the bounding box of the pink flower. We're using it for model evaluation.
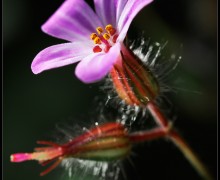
[31,0,153,83]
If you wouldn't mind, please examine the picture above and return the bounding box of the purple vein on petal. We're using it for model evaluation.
[115,0,128,24]
[94,0,116,27]
[31,43,93,74]
[42,0,102,42]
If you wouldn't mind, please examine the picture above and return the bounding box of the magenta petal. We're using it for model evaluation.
[42,0,102,42]
[31,42,93,74]
[117,0,153,42]
[94,0,116,26]
[75,43,121,83]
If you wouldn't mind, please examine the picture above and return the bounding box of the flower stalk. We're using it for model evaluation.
[147,101,213,180]
[110,45,213,179]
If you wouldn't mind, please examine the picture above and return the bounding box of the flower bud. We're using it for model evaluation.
[110,45,159,106]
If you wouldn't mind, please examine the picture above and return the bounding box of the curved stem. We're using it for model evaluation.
[146,101,213,180]
[169,130,213,180]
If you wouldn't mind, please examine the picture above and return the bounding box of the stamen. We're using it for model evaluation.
[96,27,103,34]
[90,33,98,40]
[110,29,116,35]
[105,24,113,32]
[91,25,117,53]
[104,46,111,53]
[103,33,110,40]
[93,46,102,53]
[105,24,116,35]
[112,34,118,43]
[94,37,101,44]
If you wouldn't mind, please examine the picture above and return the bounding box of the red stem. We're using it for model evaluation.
[129,127,169,143]
[146,101,168,128]
[146,101,213,180]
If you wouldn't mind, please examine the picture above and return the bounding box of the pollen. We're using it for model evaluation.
[96,27,104,34]
[94,37,101,44]
[91,25,118,53]
[105,24,116,35]
[103,33,110,40]
[105,24,113,31]
[90,33,98,40]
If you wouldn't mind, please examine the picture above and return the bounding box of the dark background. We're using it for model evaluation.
[3,0,217,180]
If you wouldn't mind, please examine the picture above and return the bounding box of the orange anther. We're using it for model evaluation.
[90,33,98,40]
[105,24,116,35]
[96,27,104,34]
[105,24,113,31]
[94,37,101,44]
[103,33,110,40]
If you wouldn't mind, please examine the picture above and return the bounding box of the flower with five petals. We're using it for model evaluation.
[31,0,153,83]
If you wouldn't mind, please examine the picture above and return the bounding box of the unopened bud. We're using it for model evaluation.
[110,45,159,106]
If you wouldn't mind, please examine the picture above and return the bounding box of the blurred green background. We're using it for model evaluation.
[3,0,217,179]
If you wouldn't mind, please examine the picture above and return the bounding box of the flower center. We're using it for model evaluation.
[90,24,118,53]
